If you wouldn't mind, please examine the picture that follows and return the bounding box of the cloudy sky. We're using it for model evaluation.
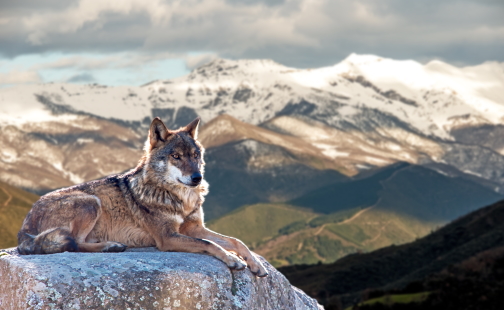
[0,0,503,87]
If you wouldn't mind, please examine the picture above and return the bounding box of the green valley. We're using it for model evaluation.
[206,203,316,248]
[207,203,437,267]
[208,164,503,267]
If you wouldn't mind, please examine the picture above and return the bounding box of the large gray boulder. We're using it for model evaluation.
[0,247,323,310]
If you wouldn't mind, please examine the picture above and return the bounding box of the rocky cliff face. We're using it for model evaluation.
[0,247,322,310]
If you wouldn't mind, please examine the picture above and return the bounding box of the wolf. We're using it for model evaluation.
[17,117,268,277]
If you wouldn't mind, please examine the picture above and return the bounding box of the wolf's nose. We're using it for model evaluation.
[191,172,202,184]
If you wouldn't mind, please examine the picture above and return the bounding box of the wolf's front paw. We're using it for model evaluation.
[102,241,127,252]
[224,252,247,270]
[249,255,269,277]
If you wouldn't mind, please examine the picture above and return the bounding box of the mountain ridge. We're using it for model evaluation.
[2,54,503,194]
[3,54,503,135]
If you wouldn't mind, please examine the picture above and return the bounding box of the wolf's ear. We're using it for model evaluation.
[149,117,171,147]
[184,117,201,139]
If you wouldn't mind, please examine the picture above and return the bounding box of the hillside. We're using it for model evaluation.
[0,181,38,248]
[0,116,143,194]
[290,163,502,221]
[203,139,348,219]
[207,203,317,249]
[201,115,504,220]
[199,114,346,171]
[208,164,502,267]
[208,203,434,267]
[278,198,504,309]
[289,163,408,214]
[351,246,504,309]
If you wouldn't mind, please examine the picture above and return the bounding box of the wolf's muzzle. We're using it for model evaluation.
[191,172,202,185]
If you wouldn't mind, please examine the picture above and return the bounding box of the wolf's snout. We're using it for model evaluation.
[191,172,202,184]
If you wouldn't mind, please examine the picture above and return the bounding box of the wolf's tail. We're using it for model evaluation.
[17,228,78,255]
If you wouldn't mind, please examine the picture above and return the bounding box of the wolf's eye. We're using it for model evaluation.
[172,154,180,159]
[194,153,199,159]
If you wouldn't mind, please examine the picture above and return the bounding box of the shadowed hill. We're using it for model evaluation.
[375,164,503,221]
[0,181,39,248]
[279,199,504,308]
[289,163,502,221]
[348,246,504,310]
[289,163,408,214]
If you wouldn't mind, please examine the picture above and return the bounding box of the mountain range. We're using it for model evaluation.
[2,54,504,194]
[1,54,504,266]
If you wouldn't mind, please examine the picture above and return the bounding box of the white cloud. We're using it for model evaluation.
[0,70,41,85]
[22,0,145,45]
[0,0,502,70]
[18,0,319,52]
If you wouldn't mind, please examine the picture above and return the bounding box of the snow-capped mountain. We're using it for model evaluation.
[1,54,504,194]
[3,54,503,135]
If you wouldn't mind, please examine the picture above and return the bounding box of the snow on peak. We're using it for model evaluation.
[1,54,504,142]
[424,60,460,75]
[342,53,386,65]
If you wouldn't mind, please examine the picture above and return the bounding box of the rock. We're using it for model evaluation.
[0,247,323,310]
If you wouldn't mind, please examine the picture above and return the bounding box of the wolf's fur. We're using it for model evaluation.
[17,117,268,277]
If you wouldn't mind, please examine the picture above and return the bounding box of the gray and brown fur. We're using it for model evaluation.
[17,117,268,277]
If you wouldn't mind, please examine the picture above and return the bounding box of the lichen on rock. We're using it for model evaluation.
[0,247,323,310]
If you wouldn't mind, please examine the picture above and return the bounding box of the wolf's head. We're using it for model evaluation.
[141,117,205,189]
